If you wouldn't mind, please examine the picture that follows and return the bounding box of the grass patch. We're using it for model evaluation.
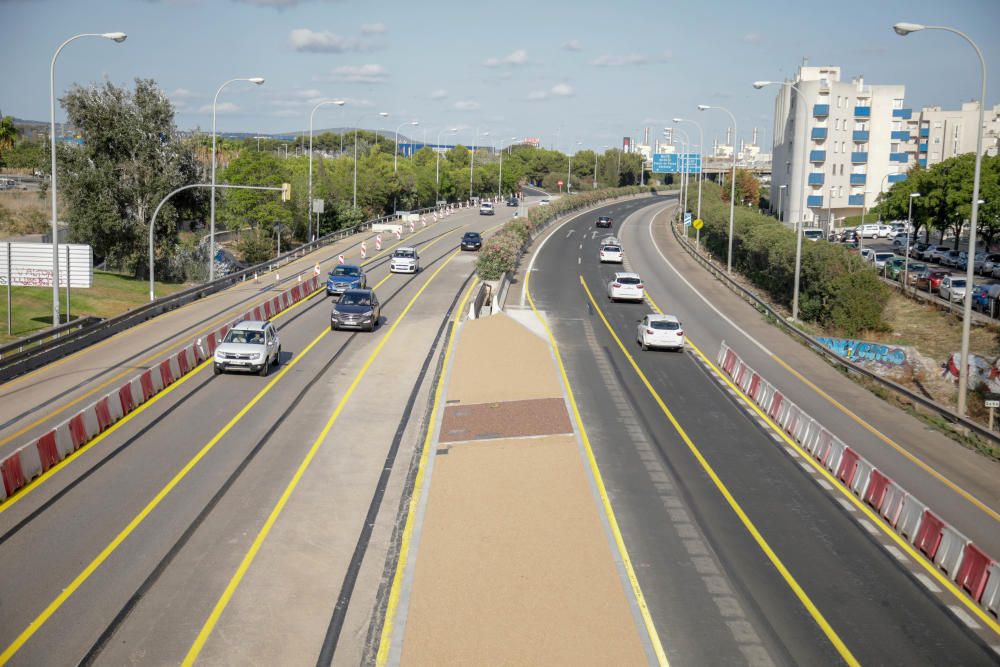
[871,292,1000,361]
[0,271,190,344]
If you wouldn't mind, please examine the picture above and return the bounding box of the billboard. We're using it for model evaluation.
[0,243,93,288]
[651,153,702,174]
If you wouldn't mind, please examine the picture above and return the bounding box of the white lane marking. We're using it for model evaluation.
[837,498,857,513]
[578,257,581,265]
[591,230,598,239]
[948,605,982,629]
[915,573,942,593]
[566,229,576,237]
[817,479,834,491]
[859,519,879,535]
[579,242,583,250]
[798,461,814,473]
[885,545,910,563]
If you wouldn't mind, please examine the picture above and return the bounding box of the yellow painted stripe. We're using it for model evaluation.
[581,276,860,667]
[372,276,479,666]
[182,250,466,666]
[0,285,334,665]
[643,291,1000,638]
[527,271,670,666]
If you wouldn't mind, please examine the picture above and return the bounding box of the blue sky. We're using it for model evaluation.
[1,0,997,154]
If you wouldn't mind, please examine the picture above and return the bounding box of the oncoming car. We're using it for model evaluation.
[327,264,366,296]
[479,202,495,215]
[390,247,420,273]
[213,320,281,376]
[637,314,684,351]
[461,231,483,251]
[599,244,624,263]
[607,272,644,302]
[331,288,381,331]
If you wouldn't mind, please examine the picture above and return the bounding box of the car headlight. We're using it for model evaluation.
[362,310,374,319]
[250,353,262,360]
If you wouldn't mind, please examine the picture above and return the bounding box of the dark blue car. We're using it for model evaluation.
[327,264,366,296]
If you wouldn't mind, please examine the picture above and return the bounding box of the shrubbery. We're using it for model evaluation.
[694,181,888,335]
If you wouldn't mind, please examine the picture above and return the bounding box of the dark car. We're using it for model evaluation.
[506,197,519,207]
[326,264,366,296]
[596,215,613,228]
[841,229,858,244]
[461,231,482,251]
[331,288,381,332]
[927,269,951,293]
[910,242,930,259]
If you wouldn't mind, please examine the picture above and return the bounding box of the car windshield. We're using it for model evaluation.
[332,266,359,277]
[395,251,415,258]
[340,292,371,306]
[464,233,480,240]
[951,279,967,287]
[650,320,680,330]
[618,277,641,285]
[602,246,621,253]
[225,329,264,345]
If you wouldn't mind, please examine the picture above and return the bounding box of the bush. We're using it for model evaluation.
[237,229,274,266]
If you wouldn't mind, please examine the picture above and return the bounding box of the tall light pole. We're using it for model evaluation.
[567,141,581,193]
[894,22,986,417]
[210,76,265,281]
[673,118,704,221]
[49,31,126,325]
[309,99,345,243]
[699,104,738,273]
[394,120,419,173]
[903,193,921,292]
[777,185,786,221]
[674,128,691,217]
[354,111,389,207]
[435,127,458,203]
[470,129,488,201]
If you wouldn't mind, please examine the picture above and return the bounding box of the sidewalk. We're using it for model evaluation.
[383,313,656,666]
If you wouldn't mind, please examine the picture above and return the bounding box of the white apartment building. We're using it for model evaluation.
[770,65,905,227]
[896,101,1000,169]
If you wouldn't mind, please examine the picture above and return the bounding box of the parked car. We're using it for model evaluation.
[326,264,366,296]
[596,215,613,228]
[904,262,928,286]
[802,228,824,242]
[891,234,910,248]
[938,275,968,303]
[971,284,991,312]
[841,229,858,244]
[461,231,482,251]
[980,253,1000,275]
[330,288,381,331]
[927,269,951,293]
[637,314,684,351]
[872,251,895,269]
[876,223,893,238]
[479,202,495,215]
[607,272,645,302]
[599,244,624,263]
[859,248,874,262]
[886,256,907,280]
[213,320,281,377]
[858,223,881,239]
[538,198,551,206]
[389,247,420,273]
[941,250,962,267]
[910,242,930,259]
[924,245,952,263]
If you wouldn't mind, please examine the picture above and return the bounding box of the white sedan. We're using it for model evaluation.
[637,314,684,351]
[599,244,624,263]
[608,272,645,302]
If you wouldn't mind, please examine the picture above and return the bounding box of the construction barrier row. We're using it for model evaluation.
[0,275,320,504]
[717,340,1000,619]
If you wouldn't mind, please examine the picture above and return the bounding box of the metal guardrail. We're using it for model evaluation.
[669,219,1000,446]
[0,202,458,383]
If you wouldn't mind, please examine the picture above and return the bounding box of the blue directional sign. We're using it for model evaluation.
[684,212,693,226]
[652,153,701,174]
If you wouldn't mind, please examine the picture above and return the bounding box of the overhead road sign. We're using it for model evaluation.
[652,153,702,174]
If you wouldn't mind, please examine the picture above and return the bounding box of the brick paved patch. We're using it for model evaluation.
[440,398,572,443]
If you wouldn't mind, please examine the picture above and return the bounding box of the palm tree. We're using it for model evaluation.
[0,116,17,159]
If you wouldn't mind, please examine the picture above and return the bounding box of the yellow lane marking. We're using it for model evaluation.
[0,292,340,665]
[527,272,670,666]
[581,276,860,667]
[182,250,465,666]
[374,276,479,667]
[642,292,1000,637]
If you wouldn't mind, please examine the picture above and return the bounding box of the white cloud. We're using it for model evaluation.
[361,22,387,34]
[430,89,448,100]
[562,39,582,51]
[291,88,324,99]
[199,102,240,113]
[289,29,356,53]
[527,90,548,101]
[484,49,529,67]
[743,32,762,43]
[454,100,480,111]
[589,53,649,67]
[551,83,574,97]
[271,109,300,117]
[170,88,197,99]
[327,64,388,83]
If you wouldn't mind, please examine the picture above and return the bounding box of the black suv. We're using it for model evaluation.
[461,231,483,251]
[596,216,613,228]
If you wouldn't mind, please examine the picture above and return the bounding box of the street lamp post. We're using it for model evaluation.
[903,193,921,292]
[354,111,389,208]
[674,128,691,218]
[673,118,704,221]
[394,120,419,173]
[210,76,265,281]
[309,99,345,244]
[777,185,786,221]
[435,127,458,203]
[49,31,127,325]
[698,104,738,273]
[894,22,987,416]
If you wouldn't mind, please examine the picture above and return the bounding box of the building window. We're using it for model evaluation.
[934,122,942,128]
[934,137,941,144]
[840,164,845,175]
[893,98,903,109]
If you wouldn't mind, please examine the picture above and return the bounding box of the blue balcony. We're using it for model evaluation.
[891,130,911,141]
[919,127,930,137]
[888,174,908,184]
[848,194,865,206]
[919,143,928,152]
[851,151,869,163]
[813,104,829,117]
[850,173,867,186]
[810,150,826,162]
[807,195,823,207]
[808,173,825,185]
[892,108,912,119]
[811,127,828,140]
[854,106,872,117]
[852,130,870,142]
[918,158,928,168]
[889,152,909,163]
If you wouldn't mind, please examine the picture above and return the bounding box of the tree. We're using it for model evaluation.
[0,116,17,161]
[721,168,761,207]
[56,78,201,277]
[218,149,293,237]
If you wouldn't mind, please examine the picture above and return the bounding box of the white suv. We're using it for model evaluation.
[214,320,281,376]
[479,202,495,215]
[607,272,645,302]
[390,247,420,273]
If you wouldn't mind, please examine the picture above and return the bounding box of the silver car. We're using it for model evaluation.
[938,275,967,303]
[389,247,420,273]
[213,320,281,376]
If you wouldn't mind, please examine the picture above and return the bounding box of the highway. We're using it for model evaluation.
[522,194,998,665]
[0,204,506,666]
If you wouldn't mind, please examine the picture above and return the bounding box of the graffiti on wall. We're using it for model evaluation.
[816,337,907,366]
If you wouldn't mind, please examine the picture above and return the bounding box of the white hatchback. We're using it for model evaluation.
[599,244,624,263]
[608,272,645,302]
[390,247,420,273]
[637,314,684,351]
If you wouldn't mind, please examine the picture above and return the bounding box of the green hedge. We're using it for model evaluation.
[694,181,888,335]
[475,186,655,280]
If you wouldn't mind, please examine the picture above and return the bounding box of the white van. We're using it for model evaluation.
[857,223,880,239]
[802,228,825,241]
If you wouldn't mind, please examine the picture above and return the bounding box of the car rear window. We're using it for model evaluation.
[650,321,680,330]
[618,277,641,285]
[602,246,621,252]
[876,253,894,260]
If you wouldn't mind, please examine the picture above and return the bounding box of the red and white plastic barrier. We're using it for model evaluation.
[716,340,999,617]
